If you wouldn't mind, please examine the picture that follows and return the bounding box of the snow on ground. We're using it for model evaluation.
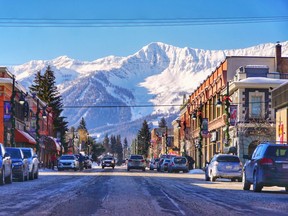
[188,169,205,174]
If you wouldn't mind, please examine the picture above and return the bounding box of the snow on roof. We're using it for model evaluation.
[237,77,288,84]
[245,65,269,68]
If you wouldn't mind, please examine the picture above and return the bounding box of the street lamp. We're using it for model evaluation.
[216,82,231,149]
[192,102,203,169]
[10,75,27,147]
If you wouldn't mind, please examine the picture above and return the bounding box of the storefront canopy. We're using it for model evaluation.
[15,129,36,145]
[42,136,61,152]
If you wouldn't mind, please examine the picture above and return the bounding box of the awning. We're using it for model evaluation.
[43,136,61,152]
[49,137,61,152]
[15,129,36,145]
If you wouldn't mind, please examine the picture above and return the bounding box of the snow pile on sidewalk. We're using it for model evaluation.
[188,169,205,174]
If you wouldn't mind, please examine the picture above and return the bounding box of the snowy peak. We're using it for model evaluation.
[6,41,288,140]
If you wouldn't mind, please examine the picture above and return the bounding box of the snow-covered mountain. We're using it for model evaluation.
[8,41,288,141]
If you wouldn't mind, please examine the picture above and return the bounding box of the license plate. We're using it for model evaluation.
[226,166,232,169]
[283,164,288,169]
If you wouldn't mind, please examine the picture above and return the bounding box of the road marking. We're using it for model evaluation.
[161,188,186,216]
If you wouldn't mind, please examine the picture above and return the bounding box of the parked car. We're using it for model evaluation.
[57,154,79,171]
[0,143,13,185]
[242,143,288,192]
[158,158,171,172]
[205,154,242,182]
[5,147,29,182]
[20,147,39,180]
[149,158,159,170]
[168,156,189,173]
[127,155,146,171]
[101,155,115,169]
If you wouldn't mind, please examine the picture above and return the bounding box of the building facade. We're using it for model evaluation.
[177,43,288,168]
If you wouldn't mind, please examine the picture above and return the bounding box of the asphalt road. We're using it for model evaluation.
[0,166,287,216]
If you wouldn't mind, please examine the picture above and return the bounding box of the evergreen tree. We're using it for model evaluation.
[29,65,68,153]
[116,135,123,165]
[103,134,110,154]
[138,120,151,158]
[77,117,87,130]
[110,135,117,156]
[123,137,128,159]
[158,117,167,128]
[29,70,43,95]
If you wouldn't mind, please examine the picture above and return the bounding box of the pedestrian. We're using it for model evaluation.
[185,154,195,170]
[78,153,84,171]
[51,154,57,170]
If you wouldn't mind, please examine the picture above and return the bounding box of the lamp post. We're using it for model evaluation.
[216,82,231,150]
[192,103,203,169]
[198,103,203,169]
[10,75,26,147]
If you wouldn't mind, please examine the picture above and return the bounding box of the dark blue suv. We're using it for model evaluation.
[0,143,13,185]
[243,143,288,192]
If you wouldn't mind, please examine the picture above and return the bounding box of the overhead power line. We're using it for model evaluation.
[0,16,287,27]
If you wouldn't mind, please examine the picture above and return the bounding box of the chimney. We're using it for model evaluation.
[275,42,282,72]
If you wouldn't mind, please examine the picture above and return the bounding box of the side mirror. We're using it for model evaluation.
[4,152,10,158]
[243,155,251,160]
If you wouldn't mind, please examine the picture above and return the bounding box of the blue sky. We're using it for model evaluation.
[0,0,287,65]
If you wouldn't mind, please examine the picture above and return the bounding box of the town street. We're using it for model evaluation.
[0,166,287,216]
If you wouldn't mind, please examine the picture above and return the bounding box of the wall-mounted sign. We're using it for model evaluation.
[4,101,11,120]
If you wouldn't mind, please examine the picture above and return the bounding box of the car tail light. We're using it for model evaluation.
[259,158,273,165]
[214,161,219,166]
[141,160,145,163]
[128,159,132,162]
[170,162,174,166]
[239,162,243,168]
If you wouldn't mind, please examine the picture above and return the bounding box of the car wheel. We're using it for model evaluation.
[242,171,250,190]
[25,169,30,181]
[231,178,236,182]
[0,168,5,185]
[142,168,145,172]
[102,166,104,169]
[210,171,216,182]
[34,169,39,179]
[5,168,12,184]
[19,169,25,182]
[205,171,210,181]
[285,187,288,192]
[253,170,262,192]
[30,167,35,180]
[127,168,130,171]
[112,166,115,169]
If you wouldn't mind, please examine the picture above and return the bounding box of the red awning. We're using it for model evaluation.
[15,129,36,145]
[49,137,61,152]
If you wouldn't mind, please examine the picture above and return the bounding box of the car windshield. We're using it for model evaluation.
[6,149,22,159]
[266,146,288,158]
[60,155,75,160]
[216,156,240,162]
[174,157,187,164]
[21,149,32,158]
[130,155,143,160]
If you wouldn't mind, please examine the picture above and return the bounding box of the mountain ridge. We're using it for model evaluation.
[7,41,288,141]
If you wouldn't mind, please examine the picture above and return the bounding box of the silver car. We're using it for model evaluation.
[57,155,79,171]
[168,156,189,173]
[127,155,146,171]
[205,154,242,182]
